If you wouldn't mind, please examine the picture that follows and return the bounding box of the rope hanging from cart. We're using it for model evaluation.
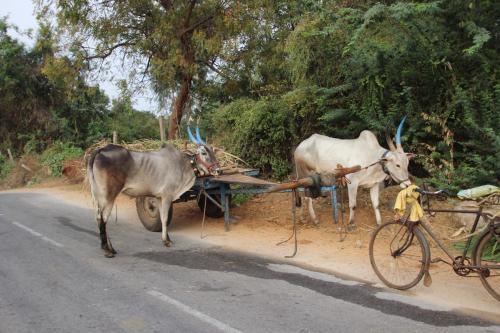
[268,164,362,257]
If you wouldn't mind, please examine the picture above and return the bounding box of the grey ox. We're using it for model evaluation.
[294,117,412,226]
[87,127,220,257]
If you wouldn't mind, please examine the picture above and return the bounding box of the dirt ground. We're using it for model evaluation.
[7,180,500,322]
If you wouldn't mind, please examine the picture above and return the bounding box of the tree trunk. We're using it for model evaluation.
[165,1,196,139]
[7,149,13,161]
[168,74,192,139]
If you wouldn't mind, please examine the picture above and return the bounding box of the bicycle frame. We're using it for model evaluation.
[417,195,499,273]
[370,191,500,301]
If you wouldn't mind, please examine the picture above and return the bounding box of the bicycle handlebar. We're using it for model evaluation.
[415,188,447,196]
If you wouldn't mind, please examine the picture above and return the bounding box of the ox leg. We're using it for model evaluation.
[97,203,116,258]
[160,197,172,247]
[307,197,320,225]
[347,183,358,229]
[298,194,306,223]
[370,184,382,225]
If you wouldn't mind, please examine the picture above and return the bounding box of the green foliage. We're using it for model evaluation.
[232,193,254,207]
[106,108,160,143]
[208,0,499,187]
[228,184,255,206]
[106,84,160,142]
[212,98,294,179]
[0,18,112,153]
[453,235,499,263]
[2,2,499,190]
[462,21,491,56]
[40,142,84,177]
[210,85,346,179]
[0,155,15,180]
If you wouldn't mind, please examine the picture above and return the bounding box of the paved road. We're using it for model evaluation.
[0,192,498,333]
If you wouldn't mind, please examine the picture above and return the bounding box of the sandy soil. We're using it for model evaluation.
[6,181,500,321]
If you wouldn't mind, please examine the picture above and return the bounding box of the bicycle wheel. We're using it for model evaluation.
[473,223,500,301]
[369,220,430,290]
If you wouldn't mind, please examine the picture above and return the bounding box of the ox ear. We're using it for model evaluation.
[380,152,394,163]
[406,153,415,160]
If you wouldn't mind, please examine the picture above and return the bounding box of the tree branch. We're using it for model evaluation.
[180,14,214,36]
[141,54,153,82]
[158,0,172,11]
[183,0,197,28]
[203,60,232,80]
[84,41,135,60]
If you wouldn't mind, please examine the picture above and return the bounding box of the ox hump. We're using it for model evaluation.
[94,144,133,172]
[358,130,381,148]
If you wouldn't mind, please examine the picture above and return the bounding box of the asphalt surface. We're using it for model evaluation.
[0,191,499,333]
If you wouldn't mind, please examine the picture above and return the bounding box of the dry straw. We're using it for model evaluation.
[75,139,247,183]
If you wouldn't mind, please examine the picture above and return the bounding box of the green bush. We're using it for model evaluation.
[0,155,15,180]
[207,1,499,188]
[232,193,254,206]
[209,87,346,180]
[40,142,84,177]
[211,98,295,179]
[454,235,499,263]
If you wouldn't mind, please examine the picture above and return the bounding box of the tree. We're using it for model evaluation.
[48,0,256,138]
[106,80,160,142]
[0,18,55,153]
[208,0,499,187]
[33,23,110,147]
[0,18,111,152]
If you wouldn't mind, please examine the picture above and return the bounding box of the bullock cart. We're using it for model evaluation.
[135,168,345,232]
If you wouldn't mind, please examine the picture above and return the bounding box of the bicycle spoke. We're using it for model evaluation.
[369,221,428,290]
[474,224,500,301]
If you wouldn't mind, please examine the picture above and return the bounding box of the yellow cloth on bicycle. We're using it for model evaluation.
[394,184,423,222]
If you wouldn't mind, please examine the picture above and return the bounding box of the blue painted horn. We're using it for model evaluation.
[195,127,206,145]
[395,115,407,150]
[187,126,199,145]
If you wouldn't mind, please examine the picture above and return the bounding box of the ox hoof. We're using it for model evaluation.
[163,240,172,247]
[104,251,115,258]
[102,244,117,254]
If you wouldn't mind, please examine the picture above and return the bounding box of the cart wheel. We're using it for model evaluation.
[136,196,173,232]
[197,194,231,218]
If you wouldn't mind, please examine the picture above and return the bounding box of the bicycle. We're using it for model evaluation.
[369,189,500,301]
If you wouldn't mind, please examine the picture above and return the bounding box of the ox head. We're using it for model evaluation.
[187,126,221,176]
[383,116,412,188]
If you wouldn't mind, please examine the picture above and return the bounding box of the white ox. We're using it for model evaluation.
[294,117,412,226]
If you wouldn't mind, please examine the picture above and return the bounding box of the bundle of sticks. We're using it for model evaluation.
[84,139,246,170]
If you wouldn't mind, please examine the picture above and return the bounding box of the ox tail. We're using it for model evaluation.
[86,148,101,208]
[292,156,303,207]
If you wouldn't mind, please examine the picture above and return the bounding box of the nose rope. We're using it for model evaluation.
[360,150,390,173]
[345,151,409,186]
[361,150,412,185]
[195,155,220,174]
